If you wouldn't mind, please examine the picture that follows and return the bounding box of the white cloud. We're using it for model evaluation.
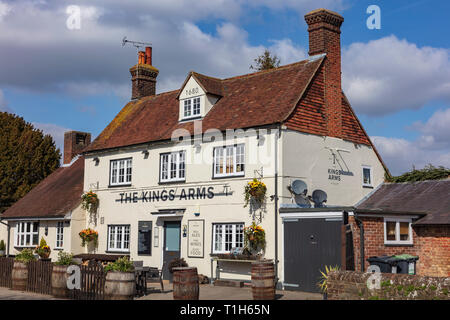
[342,36,450,116]
[371,108,450,175]
[0,1,11,21]
[32,122,71,154]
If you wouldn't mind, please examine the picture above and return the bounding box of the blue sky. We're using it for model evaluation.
[0,0,449,175]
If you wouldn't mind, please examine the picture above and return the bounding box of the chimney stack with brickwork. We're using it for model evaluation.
[305,9,344,138]
[130,46,159,100]
[64,131,91,164]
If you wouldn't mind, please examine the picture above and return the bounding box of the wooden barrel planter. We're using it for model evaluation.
[251,259,275,300]
[104,271,136,300]
[51,265,69,298]
[11,261,28,291]
[173,267,199,300]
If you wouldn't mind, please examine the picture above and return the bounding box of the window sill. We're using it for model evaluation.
[108,184,132,188]
[54,248,64,251]
[384,243,414,247]
[363,185,374,189]
[105,250,130,254]
[158,180,186,185]
[179,116,202,122]
[212,174,245,180]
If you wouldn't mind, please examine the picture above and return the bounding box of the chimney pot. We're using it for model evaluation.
[145,47,152,65]
[138,51,145,64]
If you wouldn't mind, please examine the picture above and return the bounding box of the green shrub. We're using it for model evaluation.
[104,256,134,272]
[14,248,36,263]
[0,240,5,251]
[168,258,188,273]
[54,251,74,266]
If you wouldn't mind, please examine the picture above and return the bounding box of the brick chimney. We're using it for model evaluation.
[130,46,159,100]
[305,9,344,138]
[64,131,91,164]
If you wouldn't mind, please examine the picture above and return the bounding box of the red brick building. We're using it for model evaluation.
[352,180,450,277]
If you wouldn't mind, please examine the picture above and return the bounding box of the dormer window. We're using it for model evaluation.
[184,97,201,119]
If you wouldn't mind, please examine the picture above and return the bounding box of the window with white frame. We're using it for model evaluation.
[160,151,186,182]
[15,222,39,247]
[55,222,64,249]
[384,218,413,245]
[108,225,130,252]
[213,223,244,253]
[110,158,132,186]
[213,144,245,178]
[183,97,201,119]
[362,166,373,187]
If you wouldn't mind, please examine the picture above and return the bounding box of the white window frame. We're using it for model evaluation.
[213,144,245,178]
[384,217,413,245]
[14,222,39,247]
[212,223,244,254]
[55,221,64,249]
[160,151,186,182]
[110,158,132,186]
[108,225,130,252]
[362,165,373,187]
[182,97,201,120]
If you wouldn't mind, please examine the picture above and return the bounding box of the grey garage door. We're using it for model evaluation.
[284,218,342,293]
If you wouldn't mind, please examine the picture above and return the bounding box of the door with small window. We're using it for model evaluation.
[162,221,181,281]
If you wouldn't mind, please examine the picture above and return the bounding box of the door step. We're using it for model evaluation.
[213,279,244,288]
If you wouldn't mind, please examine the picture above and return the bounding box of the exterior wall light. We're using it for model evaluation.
[93,157,100,166]
[45,226,48,236]
[142,150,149,159]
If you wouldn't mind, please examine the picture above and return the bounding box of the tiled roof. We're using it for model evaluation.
[1,156,84,219]
[355,180,450,225]
[85,58,325,152]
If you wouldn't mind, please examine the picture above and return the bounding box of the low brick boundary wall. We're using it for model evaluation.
[327,271,450,300]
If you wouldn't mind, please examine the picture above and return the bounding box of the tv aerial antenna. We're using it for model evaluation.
[122,36,152,50]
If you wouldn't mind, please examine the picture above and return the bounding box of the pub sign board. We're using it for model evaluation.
[187,220,204,258]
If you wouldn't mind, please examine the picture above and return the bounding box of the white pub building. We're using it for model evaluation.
[1,9,387,292]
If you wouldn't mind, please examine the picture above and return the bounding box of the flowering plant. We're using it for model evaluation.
[81,191,99,214]
[244,178,267,207]
[79,228,98,247]
[34,237,51,259]
[244,222,266,252]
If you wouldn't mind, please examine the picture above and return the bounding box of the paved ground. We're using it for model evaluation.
[137,282,322,300]
[0,287,60,300]
[0,283,321,301]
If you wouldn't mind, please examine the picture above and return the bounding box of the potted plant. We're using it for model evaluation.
[79,228,98,249]
[244,178,267,207]
[52,251,75,298]
[81,190,99,214]
[0,239,5,256]
[317,265,340,300]
[12,248,36,291]
[34,237,51,260]
[104,257,135,300]
[244,222,266,256]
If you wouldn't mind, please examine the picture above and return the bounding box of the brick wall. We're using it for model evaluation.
[327,270,450,300]
[349,216,450,277]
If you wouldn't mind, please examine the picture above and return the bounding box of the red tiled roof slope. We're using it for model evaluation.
[1,157,84,219]
[355,180,450,225]
[86,58,324,152]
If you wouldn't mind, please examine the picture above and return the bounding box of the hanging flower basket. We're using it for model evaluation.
[81,191,99,214]
[244,222,266,254]
[244,178,267,207]
[79,228,98,247]
[34,237,51,259]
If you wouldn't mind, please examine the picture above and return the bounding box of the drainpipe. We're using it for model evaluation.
[274,124,280,286]
[354,214,365,272]
[0,218,10,257]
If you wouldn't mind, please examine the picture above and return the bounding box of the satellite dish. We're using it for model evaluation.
[294,194,311,208]
[291,180,307,196]
[312,190,327,208]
